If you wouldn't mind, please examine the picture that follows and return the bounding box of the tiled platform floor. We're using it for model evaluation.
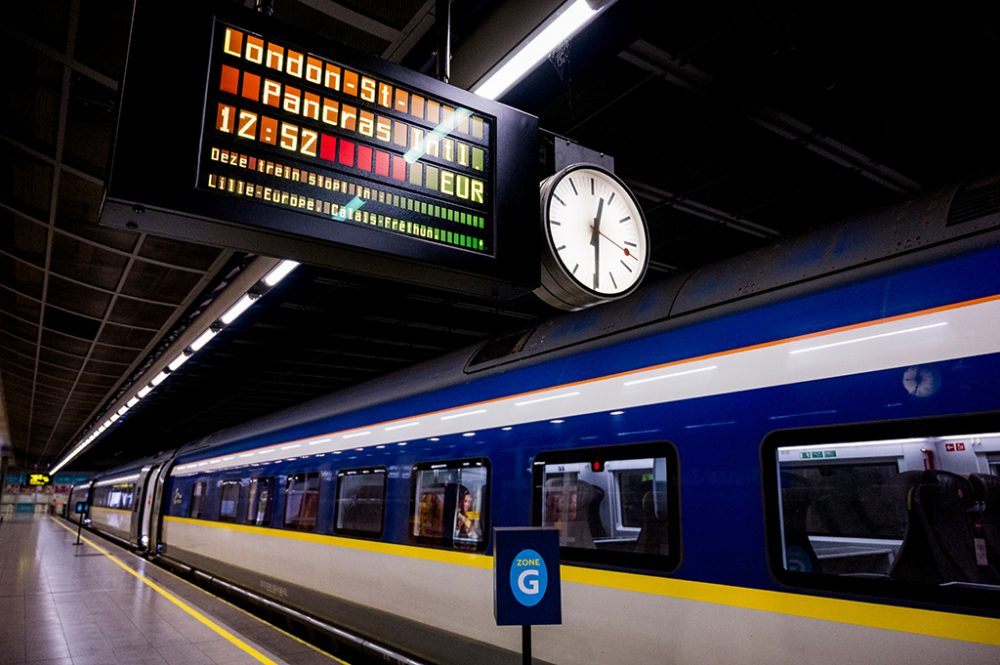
[0,514,345,665]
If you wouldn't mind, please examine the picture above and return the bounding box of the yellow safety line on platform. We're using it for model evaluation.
[50,518,283,665]
[142,542,351,664]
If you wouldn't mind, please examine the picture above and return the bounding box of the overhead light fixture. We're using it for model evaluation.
[48,257,299,475]
[190,328,218,352]
[168,352,190,371]
[221,293,259,324]
[472,0,600,100]
[264,259,300,286]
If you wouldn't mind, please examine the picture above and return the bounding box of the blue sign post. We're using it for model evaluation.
[494,528,561,664]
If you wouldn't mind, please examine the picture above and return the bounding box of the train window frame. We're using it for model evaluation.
[761,412,1000,609]
[247,476,275,527]
[408,458,490,552]
[218,479,241,523]
[190,480,208,519]
[531,441,681,573]
[334,467,387,538]
[283,471,321,532]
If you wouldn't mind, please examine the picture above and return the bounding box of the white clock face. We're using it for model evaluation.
[545,167,648,296]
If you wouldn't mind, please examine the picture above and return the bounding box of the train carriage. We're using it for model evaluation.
[85,178,1000,664]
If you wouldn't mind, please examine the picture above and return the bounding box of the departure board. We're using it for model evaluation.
[203,22,494,255]
[101,1,539,295]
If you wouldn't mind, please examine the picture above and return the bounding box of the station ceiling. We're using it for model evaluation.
[4,0,1000,473]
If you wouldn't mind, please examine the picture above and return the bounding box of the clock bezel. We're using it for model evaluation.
[536,163,650,310]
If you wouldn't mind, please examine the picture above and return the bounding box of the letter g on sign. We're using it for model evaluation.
[510,549,548,607]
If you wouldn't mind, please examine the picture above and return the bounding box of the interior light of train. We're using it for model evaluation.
[610,410,625,415]
[282,444,301,450]
[117,405,128,416]
[343,431,372,439]
[151,371,169,386]
[126,397,139,408]
[191,328,218,352]
[309,438,331,445]
[462,432,476,437]
[264,259,299,286]
[397,442,408,446]
[137,385,153,398]
[502,426,513,431]
[550,419,565,424]
[789,321,948,355]
[941,432,1000,439]
[622,365,717,387]
[109,413,120,423]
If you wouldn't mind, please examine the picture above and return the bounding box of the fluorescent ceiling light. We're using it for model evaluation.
[137,385,153,398]
[472,0,598,100]
[264,260,300,286]
[221,294,257,325]
[190,328,217,351]
[117,405,128,416]
[151,371,169,386]
[168,352,190,371]
[126,397,139,408]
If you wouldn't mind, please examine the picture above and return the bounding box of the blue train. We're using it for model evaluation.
[72,176,1000,664]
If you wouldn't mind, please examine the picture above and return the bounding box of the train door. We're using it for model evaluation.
[129,465,153,548]
[147,461,174,555]
[138,464,160,550]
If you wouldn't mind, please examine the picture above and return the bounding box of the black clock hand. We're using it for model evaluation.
[591,198,604,288]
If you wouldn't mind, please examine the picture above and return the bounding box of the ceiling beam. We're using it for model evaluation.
[626,178,783,240]
[620,40,922,195]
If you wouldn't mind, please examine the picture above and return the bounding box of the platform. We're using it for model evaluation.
[0,514,346,665]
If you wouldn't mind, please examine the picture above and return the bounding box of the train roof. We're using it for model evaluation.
[171,174,1000,462]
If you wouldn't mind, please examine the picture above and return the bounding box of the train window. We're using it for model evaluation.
[532,442,680,572]
[335,467,386,537]
[284,472,320,531]
[94,483,134,510]
[763,415,1000,606]
[409,458,489,551]
[247,477,274,526]
[190,480,207,519]
[218,480,241,522]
